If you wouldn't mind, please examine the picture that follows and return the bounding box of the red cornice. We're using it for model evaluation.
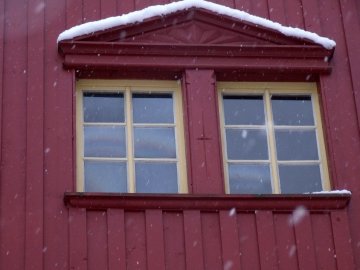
[64,192,350,211]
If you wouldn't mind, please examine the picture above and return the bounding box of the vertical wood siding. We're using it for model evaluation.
[0,0,359,269]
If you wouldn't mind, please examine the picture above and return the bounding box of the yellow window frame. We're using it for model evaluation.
[218,82,331,194]
[76,79,188,193]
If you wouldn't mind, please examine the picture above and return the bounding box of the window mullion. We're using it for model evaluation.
[125,87,135,193]
[265,91,280,194]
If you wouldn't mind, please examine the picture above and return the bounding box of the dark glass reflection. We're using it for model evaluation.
[134,127,176,158]
[275,130,318,160]
[84,126,126,157]
[272,95,314,126]
[226,129,268,160]
[279,165,322,193]
[83,92,124,123]
[84,161,127,192]
[135,162,178,193]
[133,93,174,123]
[223,95,265,125]
[229,164,272,194]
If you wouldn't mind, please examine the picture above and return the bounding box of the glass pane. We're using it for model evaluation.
[84,126,126,157]
[135,162,178,193]
[272,95,314,126]
[83,92,124,123]
[133,93,174,123]
[279,165,322,193]
[84,161,127,192]
[228,164,272,194]
[275,130,318,160]
[134,127,176,158]
[223,95,265,125]
[226,129,268,160]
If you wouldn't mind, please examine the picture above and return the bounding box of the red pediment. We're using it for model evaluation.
[58,4,334,74]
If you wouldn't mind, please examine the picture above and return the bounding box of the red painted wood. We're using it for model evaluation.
[219,210,241,270]
[163,212,186,270]
[87,211,108,270]
[267,0,286,25]
[273,214,298,270]
[331,210,356,270]
[256,210,278,270]
[215,0,235,8]
[145,210,166,270]
[184,69,224,194]
[107,209,126,270]
[311,213,337,270]
[284,0,304,28]
[0,0,27,269]
[201,213,223,270]
[301,0,322,33]
[69,208,87,270]
[250,0,269,19]
[117,0,134,14]
[83,0,101,22]
[25,0,45,269]
[66,0,83,27]
[237,213,260,270]
[0,0,4,172]
[125,212,147,270]
[235,0,251,13]
[293,213,317,270]
[64,193,351,210]
[43,1,72,269]
[183,210,205,270]
[101,0,117,18]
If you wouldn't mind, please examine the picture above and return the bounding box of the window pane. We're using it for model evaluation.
[275,130,318,160]
[272,95,314,126]
[83,93,124,123]
[134,127,176,158]
[226,129,268,160]
[223,95,265,125]
[135,162,178,193]
[133,93,174,123]
[279,165,322,193]
[84,161,127,192]
[84,126,126,157]
[228,164,272,194]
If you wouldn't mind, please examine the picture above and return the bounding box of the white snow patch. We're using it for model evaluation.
[57,0,335,49]
[229,207,236,217]
[308,189,351,195]
[288,205,308,226]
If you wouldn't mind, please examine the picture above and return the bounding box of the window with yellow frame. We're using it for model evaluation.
[218,82,330,194]
[76,80,187,193]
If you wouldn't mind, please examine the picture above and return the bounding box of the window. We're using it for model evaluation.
[218,82,330,194]
[76,80,187,193]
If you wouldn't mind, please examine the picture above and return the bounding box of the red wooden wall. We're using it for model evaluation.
[0,0,360,269]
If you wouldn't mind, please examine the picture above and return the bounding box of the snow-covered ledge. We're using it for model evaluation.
[57,0,335,74]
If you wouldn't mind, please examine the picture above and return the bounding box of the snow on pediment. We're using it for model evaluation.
[57,0,335,49]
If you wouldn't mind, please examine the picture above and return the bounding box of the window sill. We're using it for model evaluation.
[64,192,350,211]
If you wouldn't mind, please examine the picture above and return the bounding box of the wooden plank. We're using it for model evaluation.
[43,1,73,269]
[83,0,101,22]
[311,213,337,270]
[101,0,117,19]
[24,0,45,269]
[293,212,317,270]
[69,208,87,270]
[283,0,304,28]
[237,212,260,270]
[273,214,298,270]
[117,0,134,15]
[256,210,278,270]
[66,0,83,27]
[183,210,205,270]
[0,0,4,172]
[301,0,322,33]
[163,212,186,270]
[331,210,356,270]
[145,210,166,270]
[250,0,269,19]
[184,69,224,194]
[125,211,147,270]
[267,0,286,25]
[216,0,235,8]
[235,0,251,13]
[0,0,27,269]
[107,209,126,270]
[201,213,222,270]
[219,210,241,270]
[87,211,108,270]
